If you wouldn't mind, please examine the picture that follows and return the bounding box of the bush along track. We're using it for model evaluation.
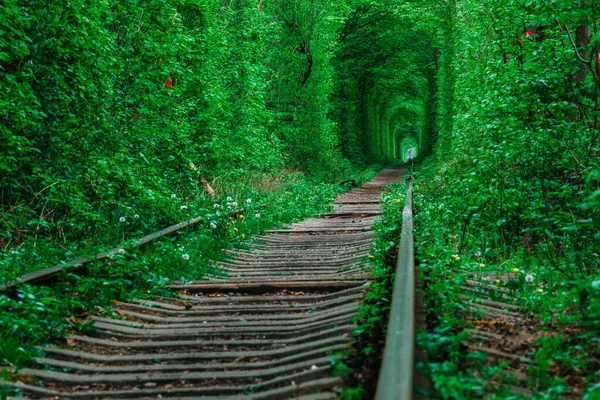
[0,165,380,396]
[343,175,409,399]
[414,159,600,399]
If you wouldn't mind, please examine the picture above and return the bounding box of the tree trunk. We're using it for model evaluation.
[574,23,590,82]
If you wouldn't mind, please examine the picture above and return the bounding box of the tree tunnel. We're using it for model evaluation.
[395,126,420,162]
[333,5,439,164]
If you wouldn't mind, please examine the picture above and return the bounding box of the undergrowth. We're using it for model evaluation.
[341,173,409,399]
[2,167,375,284]
[414,158,600,399]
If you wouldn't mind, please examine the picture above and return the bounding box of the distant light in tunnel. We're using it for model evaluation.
[401,145,417,162]
[398,136,418,162]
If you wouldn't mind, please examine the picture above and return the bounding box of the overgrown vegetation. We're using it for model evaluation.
[338,0,600,397]
[2,0,600,397]
[1,0,391,284]
[413,0,600,398]
[0,166,379,385]
[1,0,393,380]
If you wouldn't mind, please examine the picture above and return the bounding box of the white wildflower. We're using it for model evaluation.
[210,222,217,229]
[134,214,140,219]
[474,251,482,258]
[182,254,190,260]
[119,217,126,222]
[525,274,534,283]
[214,204,220,209]
[180,205,188,210]
[246,199,251,204]
[171,193,177,199]
[227,205,232,209]
[227,196,233,201]
[232,202,238,207]
[255,213,260,218]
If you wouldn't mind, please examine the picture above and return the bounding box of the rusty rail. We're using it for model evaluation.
[375,163,415,400]
[0,216,208,292]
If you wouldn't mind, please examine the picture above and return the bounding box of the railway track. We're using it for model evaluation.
[11,167,405,399]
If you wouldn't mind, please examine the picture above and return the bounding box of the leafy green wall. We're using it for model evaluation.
[414,2,600,396]
[430,0,599,274]
[2,0,391,255]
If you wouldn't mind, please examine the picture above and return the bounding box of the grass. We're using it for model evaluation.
[413,158,600,399]
[343,176,410,398]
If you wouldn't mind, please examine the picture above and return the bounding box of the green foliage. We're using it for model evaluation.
[429,0,599,272]
[4,0,599,396]
[329,357,351,378]
[0,0,390,380]
[0,0,383,282]
[332,2,438,161]
[338,387,364,400]
[414,0,600,396]
[0,256,152,370]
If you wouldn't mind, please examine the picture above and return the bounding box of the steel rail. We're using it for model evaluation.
[1,199,277,292]
[375,163,415,400]
[0,215,210,292]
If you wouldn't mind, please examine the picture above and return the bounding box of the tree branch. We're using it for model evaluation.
[564,23,592,64]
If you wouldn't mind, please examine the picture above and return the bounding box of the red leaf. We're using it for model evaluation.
[596,53,600,83]
[519,30,536,46]
[2,62,13,73]
[164,75,173,89]
[133,109,137,121]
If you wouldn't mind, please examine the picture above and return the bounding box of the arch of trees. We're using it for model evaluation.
[2,0,600,396]
[3,0,597,279]
[333,3,438,163]
[1,0,439,255]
